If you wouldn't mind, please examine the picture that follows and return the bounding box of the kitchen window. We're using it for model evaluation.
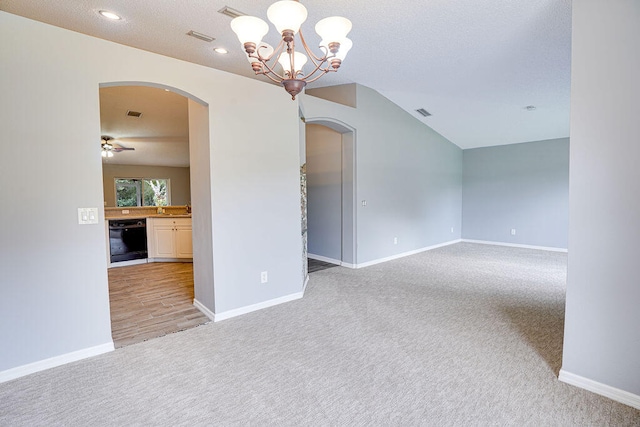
[115,178,171,207]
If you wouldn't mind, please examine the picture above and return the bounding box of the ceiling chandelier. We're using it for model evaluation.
[230,0,352,100]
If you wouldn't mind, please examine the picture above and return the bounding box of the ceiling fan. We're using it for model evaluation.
[101,136,134,158]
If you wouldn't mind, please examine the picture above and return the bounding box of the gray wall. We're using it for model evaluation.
[0,12,302,376]
[562,1,640,397]
[302,85,463,265]
[306,124,342,262]
[102,164,191,207]
[462,138,569,249]
[188,100,215,312]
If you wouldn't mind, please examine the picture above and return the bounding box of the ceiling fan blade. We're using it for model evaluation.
[112,145,135,152]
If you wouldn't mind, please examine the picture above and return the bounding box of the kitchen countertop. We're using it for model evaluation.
[106,214,192,220]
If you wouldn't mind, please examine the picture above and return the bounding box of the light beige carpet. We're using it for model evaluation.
[1,243,638,426]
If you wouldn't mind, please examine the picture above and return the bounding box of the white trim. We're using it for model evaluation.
[308,253,342,265]
[341,262,357,269]
[0,342,114,384]
[108,258,148,268]
[461,239,568,253]
[302,275,310,293]
[355,239,462,268]
[193,299,215,321]
[213,291,304,322]
[559,369,640,410]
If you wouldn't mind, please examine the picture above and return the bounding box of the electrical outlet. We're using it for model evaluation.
[361,200,367,207]
[393,237,398,245]
[511,229,516,236]
[261,271,268,284]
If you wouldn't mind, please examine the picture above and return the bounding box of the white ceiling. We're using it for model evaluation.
[100,86,190,167]
[0,0,572,149]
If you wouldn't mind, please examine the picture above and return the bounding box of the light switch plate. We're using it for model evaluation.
[78,208,99,225]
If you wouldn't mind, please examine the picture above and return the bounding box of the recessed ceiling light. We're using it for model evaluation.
[214,47,228,54]
[99,10,121,20]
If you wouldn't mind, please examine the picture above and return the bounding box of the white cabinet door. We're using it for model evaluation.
[175,225,193,258]
[153,225,176,258]
[148,217,192,259]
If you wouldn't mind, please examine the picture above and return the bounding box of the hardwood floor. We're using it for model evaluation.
[108,262,210,348]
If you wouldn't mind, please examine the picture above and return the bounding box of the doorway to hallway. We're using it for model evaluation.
[304,120,356,267]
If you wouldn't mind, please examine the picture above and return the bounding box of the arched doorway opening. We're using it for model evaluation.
[99,81,214,347]
[304,118,357,268]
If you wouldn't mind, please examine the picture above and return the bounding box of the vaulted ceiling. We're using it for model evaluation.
[0,0,572,150]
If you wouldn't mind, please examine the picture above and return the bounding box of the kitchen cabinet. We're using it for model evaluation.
[147,217,192,260]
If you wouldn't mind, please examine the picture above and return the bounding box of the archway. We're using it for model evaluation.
[99,81,214,343]
[304,117,357,267]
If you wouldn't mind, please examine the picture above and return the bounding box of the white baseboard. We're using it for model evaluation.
[193,299,215,321]
[0,342,114,384]
[559,369,640,410]
[108,258,148,268]
[147,258,193,263]
[355,239,462,269]
[302,275,310,293]
[213,291,304,322]
[461,239,568,253]
[308,253,342,265]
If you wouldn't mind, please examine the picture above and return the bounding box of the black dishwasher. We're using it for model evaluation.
[108,219,148,263]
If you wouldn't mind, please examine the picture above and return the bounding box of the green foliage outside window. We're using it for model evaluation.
[116,178,170,207]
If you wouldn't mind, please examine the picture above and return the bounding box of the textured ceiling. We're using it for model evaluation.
[0,0,572,149]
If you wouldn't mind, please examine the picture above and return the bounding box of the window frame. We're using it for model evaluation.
[114,178,171,207]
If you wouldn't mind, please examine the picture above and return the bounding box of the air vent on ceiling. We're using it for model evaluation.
[218,6,246,19]
[416,108,432,117]
[187,30,215,43]
[126,110,143,118]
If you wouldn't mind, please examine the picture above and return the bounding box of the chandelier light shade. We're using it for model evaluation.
[314,17,352,42]
[277,51,308,75]
[267,1,307,35]
[230,16,269,46]
[230,0,352,100]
